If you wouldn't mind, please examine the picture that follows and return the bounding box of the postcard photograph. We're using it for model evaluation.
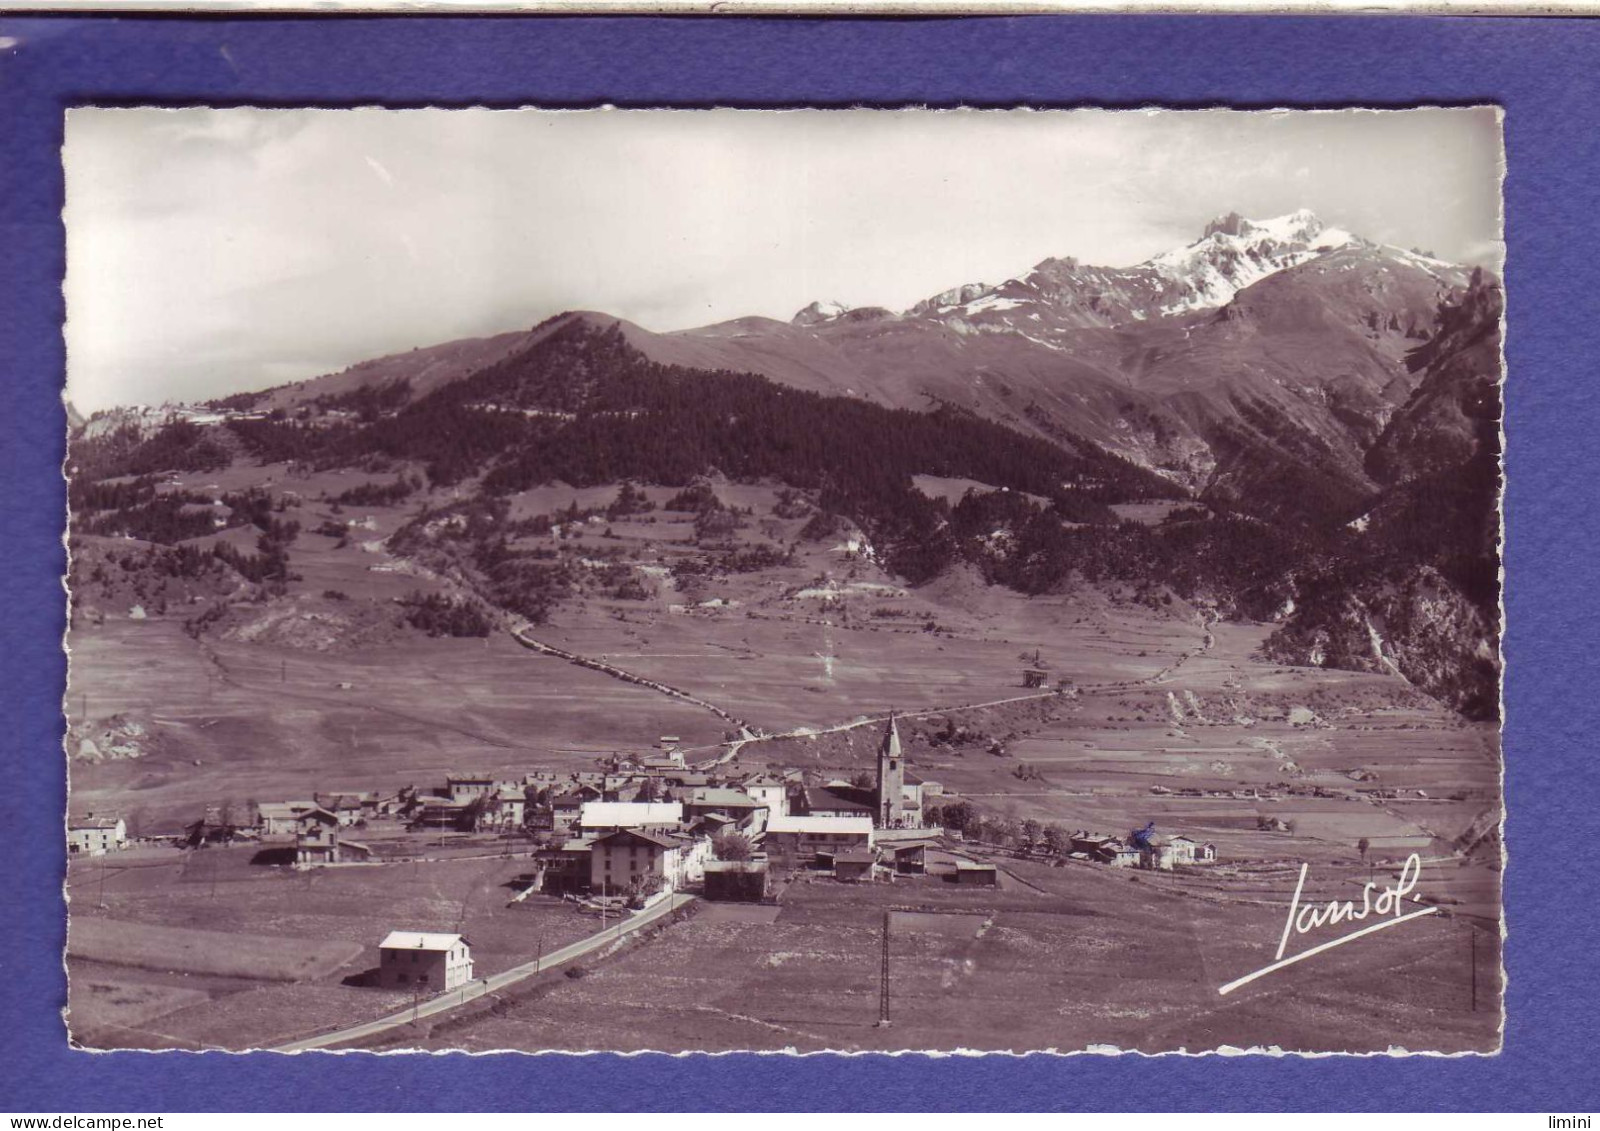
[60,106,1504,1055]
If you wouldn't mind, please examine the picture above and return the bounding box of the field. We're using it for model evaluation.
[391,859,1499,1054]
[69,916,363,981]
[68,478,1204,829]
[64,846,595,1050]
[68,620,728,832]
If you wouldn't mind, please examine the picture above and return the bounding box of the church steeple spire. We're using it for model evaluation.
[879,711,902,760]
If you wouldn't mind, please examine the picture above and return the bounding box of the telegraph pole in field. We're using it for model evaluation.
[876,909,892,1029]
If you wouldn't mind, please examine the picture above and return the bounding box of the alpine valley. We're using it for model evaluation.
[65,209,1505,1054]
[69,210,1501,717]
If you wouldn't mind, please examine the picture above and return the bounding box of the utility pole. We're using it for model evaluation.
[876,909,892,1029]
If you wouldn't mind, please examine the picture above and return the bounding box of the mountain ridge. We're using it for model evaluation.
[92,210,1485,527]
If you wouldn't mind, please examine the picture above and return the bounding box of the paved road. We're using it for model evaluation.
[273,892,696,1052]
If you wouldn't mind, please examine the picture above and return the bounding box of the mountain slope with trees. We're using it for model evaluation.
[1263,271,1503,717]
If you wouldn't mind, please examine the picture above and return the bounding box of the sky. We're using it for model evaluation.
[64,106,1504,413]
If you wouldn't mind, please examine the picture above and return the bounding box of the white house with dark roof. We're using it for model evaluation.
[376,931,474,992]
[763,815,873,865]
[446,772,504,803]
[682,787,767,831]
[257,800,321,837]
[486,787,526,830]
[67,814,126,856]
[589,827,709,893]
[326,795,364,827]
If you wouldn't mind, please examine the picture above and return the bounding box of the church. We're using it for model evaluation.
[875,711,907,827]
[794,712,925,828]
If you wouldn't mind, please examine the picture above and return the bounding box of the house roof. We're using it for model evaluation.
[689,788,763,809]
[68,816,122,831]
[704,859,767,873]
[580,801,684,828]
[806,786,875,814]
[594,827,680,850]
[834,849,878,864]
[446,773,495,783]
[766,815,874,836]
[258,801,318,818]
[380,931,467,952]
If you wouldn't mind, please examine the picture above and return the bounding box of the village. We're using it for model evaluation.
[68,713,1221,1005]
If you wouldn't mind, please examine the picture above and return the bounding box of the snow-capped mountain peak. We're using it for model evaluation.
[883,208,1377,333]
[791,299,853,326]
[1142,210,1358,312]
[783,211,1455,346]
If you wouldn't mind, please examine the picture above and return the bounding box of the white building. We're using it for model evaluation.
[376,931,474,992]
[740,775,790,819]
[445,773,502,803]
[589,827,709,893]
[763,815,874,865]
[257,800,322,838]
[67,815,126,856]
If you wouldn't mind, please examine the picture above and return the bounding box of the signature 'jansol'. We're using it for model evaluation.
[1218,852,1438,996]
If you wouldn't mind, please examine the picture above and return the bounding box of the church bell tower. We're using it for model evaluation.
[876,712,905,828]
